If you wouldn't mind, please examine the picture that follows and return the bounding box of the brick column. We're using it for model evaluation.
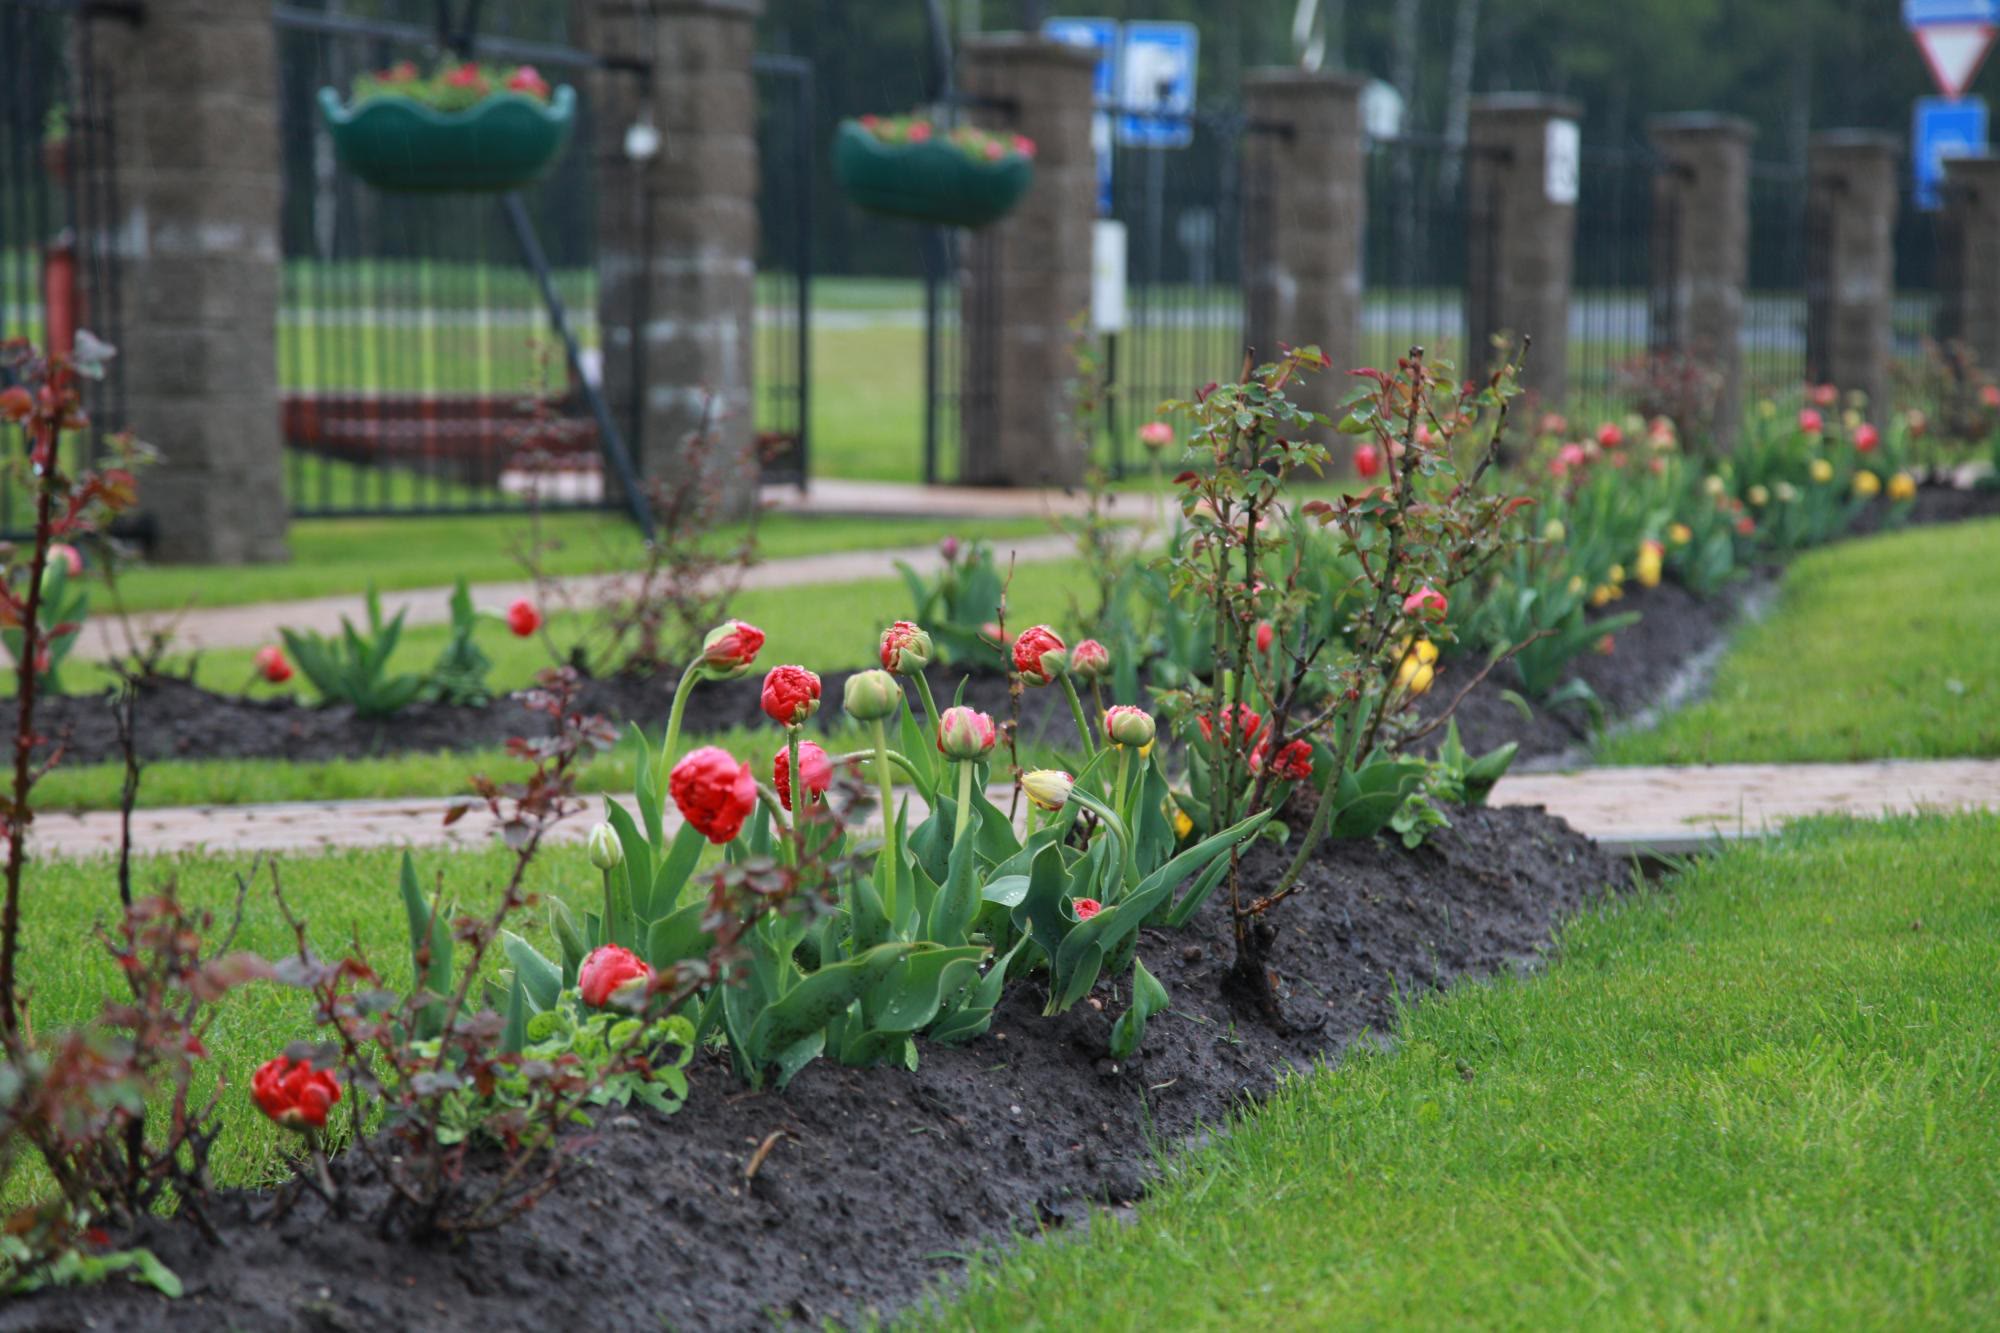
[1937,155,2000,376]
[1242,70,1367,421]
[1649,114,1754,447]
[585,0,760,516]
[1805,131,1898,414]
[958,35,1095,487]
[1466,95,1581,406]
[98,0,287,562]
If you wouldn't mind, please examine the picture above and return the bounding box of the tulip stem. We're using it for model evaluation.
[1112,746,1131,832]
[833,747,926,788]
[656,660,704,795]
[1060,676,1098,760]
[600,866,616,947]
[953,759,974,846]
[786,727,804,866]
[871,718,899,921]
[912,670,943,743]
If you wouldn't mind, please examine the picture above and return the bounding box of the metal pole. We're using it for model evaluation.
[923,226,943,484]
[501,191,655,538]
[794,62,813,492]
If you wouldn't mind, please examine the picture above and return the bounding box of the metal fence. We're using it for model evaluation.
[1891,187,1945,398]
[1362,133,1486,384]
[0,0,124,534]
[1569,144,1658,424]
[754,53,813,488]
[1743,161,1810,402]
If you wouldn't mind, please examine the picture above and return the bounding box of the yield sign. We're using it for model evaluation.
[1915,22,1998,98]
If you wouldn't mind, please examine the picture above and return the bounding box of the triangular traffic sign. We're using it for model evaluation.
[1915,21,1998,98]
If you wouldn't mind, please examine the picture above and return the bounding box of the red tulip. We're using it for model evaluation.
[1982,384,2000,409]
[1255,621,1274,655]
[698,620,765,676]
[254,645,293,684]
[773,740,833,811]
[879,620,934,674]
[1809,383,1839,407]
[251,1056,341,1132]
[1012,625,1067,685]
[1069,638,1110,681]
[1265,738,1313,781]
[1402,586,1448,619]
[1798,408,1823,434]
[578,944,653,1008]
[1353,441,1382,478]
[1071,897,1102,922]
[670,746,757,844]
[506,599,541,637]
[1854,422,1879,452]
[760,664,821,727]
[1197,703,1262,748]
[1595,422,1624,449]
[937,705,997,760]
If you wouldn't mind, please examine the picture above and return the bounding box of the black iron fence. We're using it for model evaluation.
[0,0,124,534]
[1570,143,1657,424]
[1363,133,1488,384]
[754,53,813,488]
[1743,161,1810,402]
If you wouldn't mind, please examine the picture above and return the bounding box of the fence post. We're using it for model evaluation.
[1649,114,1754,447]
[1937,154,2000,376]
[958,34,1096,487]
[1805,131,1899,414]
[1241,70,1367,419]
[1465,95,1581,408]
[585,0,762,517]
[96,0,288,562]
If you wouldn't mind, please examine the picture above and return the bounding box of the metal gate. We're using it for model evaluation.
[0,0,126,536]
[754,54,813,488]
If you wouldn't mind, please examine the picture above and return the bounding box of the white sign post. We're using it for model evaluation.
[1090,220,1128,334]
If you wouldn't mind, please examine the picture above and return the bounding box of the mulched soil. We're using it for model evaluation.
[0,803,1620,1333]
[31,484,2000,776]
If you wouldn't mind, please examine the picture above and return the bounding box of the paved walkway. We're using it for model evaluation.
[25,759,2000,862]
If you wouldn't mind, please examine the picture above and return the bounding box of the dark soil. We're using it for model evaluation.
[0,804,1620,1333]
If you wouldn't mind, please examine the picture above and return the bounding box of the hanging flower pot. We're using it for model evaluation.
[832,115,1036,229]
[317,61,576,195]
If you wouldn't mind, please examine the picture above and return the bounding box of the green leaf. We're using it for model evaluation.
[864,944,989,1033]
[929,937,1027,1045]
[652,819,707,918]
[500,975,529,1054]
[745,943,922,1065]
[500,931,562,1013]
[645,901,712,971]
[1108,958,1170,1060]
[927,821,982,945]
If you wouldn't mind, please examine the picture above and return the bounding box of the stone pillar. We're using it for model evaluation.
[1937,155,2000,376]
[958,35,1095,487]
[1465,95,1581,406]
[1242,69,1367,422]
[1805,131,1898,414]
[1649,114,1754,446]
[97,0,287,562]
[586,0,760,515]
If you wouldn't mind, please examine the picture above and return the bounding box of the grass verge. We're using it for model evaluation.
[1599,517,2000,764]
[914,812,2000,1329]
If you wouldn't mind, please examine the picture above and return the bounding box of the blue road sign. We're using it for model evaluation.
[1117,20,1198,148]
[1913,95,1988,208]
[1043,17,1120,213]
[1904,0,2000,25]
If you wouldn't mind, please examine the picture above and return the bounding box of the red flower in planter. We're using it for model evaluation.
[773,740,833,811]
[1402,586,1448,619]
[1011,133,1036,157]
[579,944,653,1008]
[1353,441,1382,478]
[671,746,757,844]
[1197,703,1263,748]
[1071,897,1102,922]
[1012,625,1067,685]
[1854,422,1880,452]
[505,65,551,99]
[760,664,822,727]
[444,62,487,93]
[254,645,293,684]
[908,121,933,142]
[506,598,542,637]
[252,1056,341,1133]
[379,60,420,84]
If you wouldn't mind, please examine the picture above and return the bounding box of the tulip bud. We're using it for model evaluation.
[1103,704,1156,750]
[1542,519,1566,543]
[879,620,934,675]
[1013,625,1068,685]
[1069,639,1110,681]
[698,620,765,679]
[587,822,623,870]
[936,705,997,760]
[1021,769,1074,812]
[842,668,902,722]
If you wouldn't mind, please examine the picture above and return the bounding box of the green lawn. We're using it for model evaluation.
[3,841,605,1202]
[97,510,1051,615]
[1599,517,2000,764]
[917,812,2000,1330]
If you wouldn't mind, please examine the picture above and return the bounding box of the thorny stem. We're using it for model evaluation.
[0,460,55,1043]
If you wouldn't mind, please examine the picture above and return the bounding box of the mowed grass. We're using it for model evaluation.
[915,812,2000,1330]
[94,509,1051,615]
[1600,517,2000,764]
[38,554,1094,810]
[4,841,605,1201]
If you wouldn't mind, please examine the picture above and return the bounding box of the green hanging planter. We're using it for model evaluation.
[316,85,577,194]
[831,119,1034,229]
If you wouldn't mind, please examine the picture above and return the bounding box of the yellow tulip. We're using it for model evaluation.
[1852,470,1881,499]
[1747,484,1770,508]
[1668,522,1693,546]
[1635,540,1663,589]
[1809,458,1834,483]
[1567,574,1587,597]
[1607,563,1626,585]
[1887,471,1917,502]
[1589,584,1616,608]
[1394,638,1440,692]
